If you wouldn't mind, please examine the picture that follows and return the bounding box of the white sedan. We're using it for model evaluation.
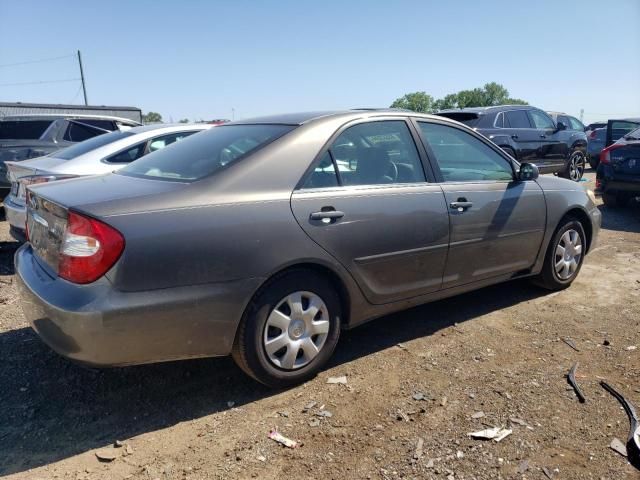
[3,123,212,241]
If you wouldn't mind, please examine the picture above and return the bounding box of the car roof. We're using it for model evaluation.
[0,113,141,125]
[437,105,535,115]
[125,123,212,134]
[227,109,447,126]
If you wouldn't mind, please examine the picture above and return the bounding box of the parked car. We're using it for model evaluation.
[436,106,588,181]
[0,114,141,193]
[547,112,585,132]
[596,125,640,207]
[3,123,211,241]
[16,110,601,387]
[587,118,640,170]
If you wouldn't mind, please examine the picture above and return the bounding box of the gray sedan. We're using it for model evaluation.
[16,110,601,387]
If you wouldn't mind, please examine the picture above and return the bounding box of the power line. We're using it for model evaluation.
[0,78,80,87]
[0,54,75,69]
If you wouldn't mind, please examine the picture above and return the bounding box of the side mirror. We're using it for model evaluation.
[518,163,539,181]
[556,121,567,131]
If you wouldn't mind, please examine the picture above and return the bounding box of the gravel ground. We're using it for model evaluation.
[0,171,639,479]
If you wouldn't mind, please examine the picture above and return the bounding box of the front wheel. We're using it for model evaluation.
[232,270,342,388]
[532,217,586,291]
[559,151,586,182]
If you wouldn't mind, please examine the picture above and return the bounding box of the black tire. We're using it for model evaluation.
[501,146,516,160]
[558,150,586,182]
[232,270,342,388]
[588,155,599,170]
[532,217,586,291]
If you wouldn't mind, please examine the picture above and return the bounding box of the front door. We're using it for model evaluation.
[291,119,450,305]
[528,109,566,170]
[414,120,546,288]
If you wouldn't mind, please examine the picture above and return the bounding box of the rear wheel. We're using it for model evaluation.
[588,155,599,170]
[559,150,586,181]
[232,270,342,388]
[532,217,586,291]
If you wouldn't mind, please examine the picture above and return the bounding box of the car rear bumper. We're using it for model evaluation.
[3,194,27,237]
[596,165,640,194]
[15,244,262,366]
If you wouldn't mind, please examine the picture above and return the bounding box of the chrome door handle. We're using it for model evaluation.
[310,210,345,221]
[540,134,546,138]
[450,201,473,211]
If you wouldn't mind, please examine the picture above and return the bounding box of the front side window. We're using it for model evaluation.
[504,110,531,128]
[528,110,555,130]
[568,117,584,131]
[418,122,513,182]
[322,120,426,187]
[557,115,570,128]
[120,124,294,181]
[302,151,340,189]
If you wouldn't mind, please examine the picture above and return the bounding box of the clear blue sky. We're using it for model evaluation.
[1,0,639,123]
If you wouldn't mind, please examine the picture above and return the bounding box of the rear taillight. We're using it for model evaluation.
[600,143,623,165]
[58,211,125,284]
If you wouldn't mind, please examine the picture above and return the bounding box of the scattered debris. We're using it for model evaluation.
[396,409,409,422]
[125,444,134,456]
[302,401,317,412]
[326,376,347,384]
[426,458,434,468]
[627,345,637,351]
[257,455,267,462]
[610,438,628,457]
[95,449,118,462]
[114,440,124,448]
[412,392,426,401]
[561,337,580,352]
[316,410,333,418]
[227,401,235,408]
[308,418,321,427]
[471,411,485,419]
[396,343,407,350]
[468,427,512,442]
[518,459,529,473]
[600,381,640,469]
[268,429,298,449]
[603,339,611,346]
[456,450,464,459]
[413,437,424,460]
[542,466,554,479]
[440,396,448,407]
[567,362,586,403]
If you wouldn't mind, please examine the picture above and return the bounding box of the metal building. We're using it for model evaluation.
[0,102,142,123]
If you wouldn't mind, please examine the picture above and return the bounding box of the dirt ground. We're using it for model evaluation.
[1,171,639,480]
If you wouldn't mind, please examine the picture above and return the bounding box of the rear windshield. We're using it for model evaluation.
[436,112,480,127]
[120,124,295,181]
[0,120,53,140]
[53,130,135,160]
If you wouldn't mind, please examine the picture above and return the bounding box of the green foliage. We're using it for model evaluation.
[142,111,163,123]
[178,118,190,123]
[390,91,435,113]
[391,83,528,112]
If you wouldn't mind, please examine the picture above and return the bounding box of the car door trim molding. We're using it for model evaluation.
[353,242,449,265]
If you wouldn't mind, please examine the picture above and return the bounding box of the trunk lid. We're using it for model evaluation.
[609,142,640,176]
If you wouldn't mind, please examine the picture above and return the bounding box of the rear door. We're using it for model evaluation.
[606,119,640,147]
[291,118,450,305]
[527,109,566,169]
[502,109,539,163]
[414,119,546,288]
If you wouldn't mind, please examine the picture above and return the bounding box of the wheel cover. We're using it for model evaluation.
[263,291,330,370]
[554,229,583,280]
[569,152,585,181]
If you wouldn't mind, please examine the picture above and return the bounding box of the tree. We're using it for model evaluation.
[391,83,528,112]
[142,112,163,124]
[178,118,189,123]
[390,91,435,113]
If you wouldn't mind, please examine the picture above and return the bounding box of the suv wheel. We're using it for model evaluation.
[532,217,586,291]
[559,151,586,182]
[232,270,342,388]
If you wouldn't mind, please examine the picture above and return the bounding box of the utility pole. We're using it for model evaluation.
[580,108,584,123]
[77,50,88,105]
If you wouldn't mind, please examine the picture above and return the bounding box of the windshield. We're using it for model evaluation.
[120,124,295,181]
[0,120,54,140]
[53,130,135,160]
[625,127,640,140]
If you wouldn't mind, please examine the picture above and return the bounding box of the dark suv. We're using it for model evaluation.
[436,106,588,181]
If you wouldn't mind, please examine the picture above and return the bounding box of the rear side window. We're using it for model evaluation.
[147,131,197,153]
[64,121,109,142]
[106,142,147,163]
[418,122,513,182]
[568,117,584,131]
[0,120,53,139]
[120,124,294,181]
[504,110,531,128]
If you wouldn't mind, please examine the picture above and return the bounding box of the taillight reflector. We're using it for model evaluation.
[58,211,124,284]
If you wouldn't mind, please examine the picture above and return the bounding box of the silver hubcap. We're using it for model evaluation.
[263,291,330,370]
[569,153,585,181]
[554,229,583,280]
